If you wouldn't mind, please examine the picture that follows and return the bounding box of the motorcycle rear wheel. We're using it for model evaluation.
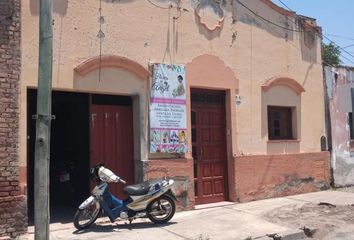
[147,195,176,224]
[73,199,101,230]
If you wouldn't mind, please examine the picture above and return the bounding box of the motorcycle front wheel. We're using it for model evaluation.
[73,198,101,230]
[147,195,176,224]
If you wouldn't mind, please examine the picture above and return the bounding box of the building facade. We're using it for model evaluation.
[0,0,27,238]
[324,66,354,186]
[12,0,331,234]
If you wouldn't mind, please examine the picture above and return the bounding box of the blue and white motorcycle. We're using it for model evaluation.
[73,164,177,230]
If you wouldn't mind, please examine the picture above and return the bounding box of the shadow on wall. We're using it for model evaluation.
[102,0,136,3]
[30,0,68,16]
[302,63,313,87]
[299,29,318,63]
[30,0,143,16]
[232,0,294,41]
[103,0,181,4]
[29,0,179,15]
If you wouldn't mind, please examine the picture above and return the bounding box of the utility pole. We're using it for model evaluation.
[34,0,53,239]
[351,88,354,138]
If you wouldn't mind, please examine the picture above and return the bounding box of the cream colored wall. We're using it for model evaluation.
[262,85,301,154]
[233,2,324,155]
[19,0,325,168]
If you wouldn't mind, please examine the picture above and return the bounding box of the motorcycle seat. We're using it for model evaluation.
[123,181,151,196]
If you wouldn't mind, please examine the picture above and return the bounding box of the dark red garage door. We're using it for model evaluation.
[90,104,134,199]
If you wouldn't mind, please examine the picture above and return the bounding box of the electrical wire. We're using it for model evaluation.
[274,0,354,65]
[146,0,173,9]
[322,35,354,60]
[277,0,292,13]
[287,35,336,68]
[342,43,354,49]
[236,0,336,67]
[236,0,301,32]
[325,33,354,41]
[239,0,340,69]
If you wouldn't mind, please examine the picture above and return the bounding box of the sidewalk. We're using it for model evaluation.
[23,190,354,240]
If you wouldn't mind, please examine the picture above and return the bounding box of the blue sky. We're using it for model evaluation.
[272,0,354,66]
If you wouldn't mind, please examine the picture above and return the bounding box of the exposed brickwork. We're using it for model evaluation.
[235,152,331,202]
[145,158,194,210]
[0,196,27,238]
[0,0,27,238]
[146,153,330,209]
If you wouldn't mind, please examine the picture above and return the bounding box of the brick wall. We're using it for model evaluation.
[235,152,331,202]
[0,0,27,238]
[145,158,194,210]
[146,152,330,209]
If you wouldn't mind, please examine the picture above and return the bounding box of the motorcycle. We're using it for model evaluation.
[73,164,177,230]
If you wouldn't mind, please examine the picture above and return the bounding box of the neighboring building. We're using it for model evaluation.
[324,66,354,186]
[0,0,27,238]
[7,0,330,235]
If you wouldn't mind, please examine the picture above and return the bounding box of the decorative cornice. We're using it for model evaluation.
[195,1,224,31]
[262,77,305,95]
[74,55,150,80]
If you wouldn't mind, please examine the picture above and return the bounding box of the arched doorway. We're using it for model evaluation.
[27,55,149,223]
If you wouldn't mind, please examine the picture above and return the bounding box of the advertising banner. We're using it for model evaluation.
[150,63,187,153]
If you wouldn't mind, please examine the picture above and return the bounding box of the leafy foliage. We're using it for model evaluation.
[322,42,341,66]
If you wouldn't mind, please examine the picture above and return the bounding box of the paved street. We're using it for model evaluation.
[20,190,354,240]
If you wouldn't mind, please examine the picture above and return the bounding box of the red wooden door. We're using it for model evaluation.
[192,90,227,205]
[90,104,134,199]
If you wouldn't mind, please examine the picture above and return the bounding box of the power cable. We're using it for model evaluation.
[275,0,354,64]
[236,0,301,32]
[146,0,173,9]
[322,35,354,60]
[342,43,354,49]
[325,33,354,41]
[241,0,341,69]
[287,36,336,68]
[277,0,292,13]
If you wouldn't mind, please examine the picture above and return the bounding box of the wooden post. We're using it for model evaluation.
[34,0,53,239]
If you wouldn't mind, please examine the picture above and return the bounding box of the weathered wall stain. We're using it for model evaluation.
[325,66,354,186]
[233,0,294,41]
[145,159,194,210]
[275,175,315,192]
[235,153,330,202]
[30,0,68,16]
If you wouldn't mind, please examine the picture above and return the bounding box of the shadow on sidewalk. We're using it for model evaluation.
[28,206,78,226]
[72,221,177,234]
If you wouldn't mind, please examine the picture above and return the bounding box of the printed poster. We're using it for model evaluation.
[150,63,188,153]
